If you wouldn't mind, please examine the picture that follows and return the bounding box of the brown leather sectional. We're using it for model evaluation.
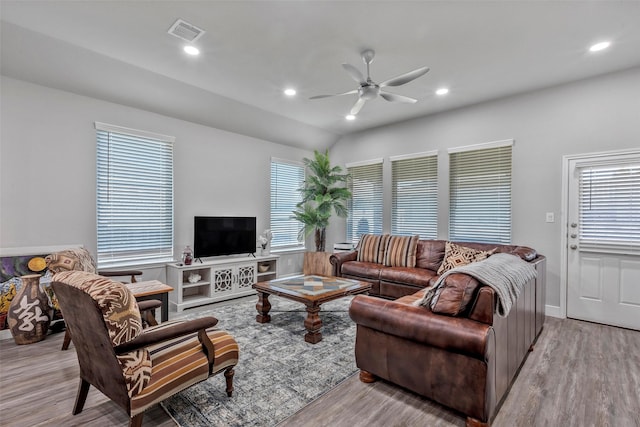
[330,239,546,427]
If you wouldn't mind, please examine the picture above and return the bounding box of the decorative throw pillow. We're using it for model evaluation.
[437,241,495,275]
[356,234,390,264]
[45,248,97,274]
[384,235,420,267]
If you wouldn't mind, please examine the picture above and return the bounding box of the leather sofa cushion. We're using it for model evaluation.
[416,240,446,271]
[431,273,482,316]
[342,261,384,280]
[379,266,436,288]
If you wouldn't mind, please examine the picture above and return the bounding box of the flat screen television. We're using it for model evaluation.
[194,216,257,258]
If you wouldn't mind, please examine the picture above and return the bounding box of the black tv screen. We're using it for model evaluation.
[194,216,256,258]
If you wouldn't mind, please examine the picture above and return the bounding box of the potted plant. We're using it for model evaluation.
[293,149,351,252]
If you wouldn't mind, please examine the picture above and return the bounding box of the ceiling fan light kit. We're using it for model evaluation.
[310,49,430,117]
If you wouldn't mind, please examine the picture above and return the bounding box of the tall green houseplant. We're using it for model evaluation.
[293,150,351,252]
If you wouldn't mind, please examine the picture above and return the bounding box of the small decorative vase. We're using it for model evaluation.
[7,274,51,345]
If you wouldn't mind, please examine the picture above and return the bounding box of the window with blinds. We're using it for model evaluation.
[391,152,438,238]
[578,162,640,254]
[346,160,384,244]
[270,159,305,249]
[96,122,174,268]
[448,140,512,244]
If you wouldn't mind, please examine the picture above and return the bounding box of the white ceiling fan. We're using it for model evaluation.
[310,49,430,116]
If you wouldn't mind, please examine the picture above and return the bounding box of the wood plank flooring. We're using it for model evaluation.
[1,315,638,427]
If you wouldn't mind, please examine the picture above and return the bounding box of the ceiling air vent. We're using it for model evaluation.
[167,19,205,43]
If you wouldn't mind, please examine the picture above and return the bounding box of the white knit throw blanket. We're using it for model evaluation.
[417,253,537,317]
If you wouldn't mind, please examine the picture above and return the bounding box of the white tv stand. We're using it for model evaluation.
[166,254,278,312]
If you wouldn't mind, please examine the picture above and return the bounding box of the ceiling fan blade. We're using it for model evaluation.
[350,98,366,115]
[379,91,418,103]
[379,66,430,87]
[309,89,358,100]
[342,63,366,84]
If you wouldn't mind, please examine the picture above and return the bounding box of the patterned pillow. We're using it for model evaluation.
[356,234,390,264]
[384,235,419,267]
[45,248,97,274]
[437,241,495,275]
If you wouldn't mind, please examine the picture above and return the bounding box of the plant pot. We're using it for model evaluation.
[303,251,334,276]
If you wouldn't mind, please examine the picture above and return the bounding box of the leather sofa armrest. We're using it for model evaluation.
[114,316,219,354]
[349,295,492,360]
[330,251,358,276]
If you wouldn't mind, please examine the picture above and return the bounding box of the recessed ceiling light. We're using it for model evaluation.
[183,45,200,55]
[284,88,297,96]
[435,88,449,96]
[589,41,611,52]
[345,114,356,121]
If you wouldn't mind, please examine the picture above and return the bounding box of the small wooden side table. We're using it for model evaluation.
[127,280,173,323]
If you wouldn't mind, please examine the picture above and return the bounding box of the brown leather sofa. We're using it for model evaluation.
[331,239,546,427]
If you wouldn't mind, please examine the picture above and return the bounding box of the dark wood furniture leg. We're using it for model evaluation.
[62,330,72,351]
[255,292,272,323]
[466,417,489,427]
[73,379,90,414]
[359,370,377,383]
[304,305,323,344]
[224,367,235,397]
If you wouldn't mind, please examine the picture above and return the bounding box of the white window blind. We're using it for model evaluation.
[96,122,174,268]
[347,160,384,244]
[270,159,305,249]
[578,162,640,254]
[391,152,438,238]
[449,141,512,244]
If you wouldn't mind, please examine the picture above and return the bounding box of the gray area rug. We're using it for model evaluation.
[161,295,357,426]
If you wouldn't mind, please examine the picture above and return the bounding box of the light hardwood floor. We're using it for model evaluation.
[1,313,638,427]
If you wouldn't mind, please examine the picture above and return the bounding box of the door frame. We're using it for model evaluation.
[560,148,640,319]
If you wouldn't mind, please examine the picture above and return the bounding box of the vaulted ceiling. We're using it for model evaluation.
[2,1,640,150]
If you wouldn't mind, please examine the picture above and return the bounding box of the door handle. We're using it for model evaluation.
[570,245,577,250]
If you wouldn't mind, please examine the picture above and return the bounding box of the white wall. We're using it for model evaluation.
[0,76,310,280]
[328,67,640,311]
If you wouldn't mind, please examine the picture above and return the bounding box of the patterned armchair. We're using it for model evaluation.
[51,270,239,427]
[45,247,162,350]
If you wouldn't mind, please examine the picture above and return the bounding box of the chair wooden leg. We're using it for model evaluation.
[144,310,158,327]
[224,367,235,397]
[62,329,72,351]
[130,413,144,427]
[73,379,90,415]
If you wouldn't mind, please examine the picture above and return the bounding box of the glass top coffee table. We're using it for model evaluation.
[252,275,372,344]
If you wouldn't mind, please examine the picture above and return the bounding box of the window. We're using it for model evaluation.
[96,122,174,268]
[578,160,640,254]
[391,151,438,238]
[270,158,305,249]
[346,159,384,244]
[448,140,513,244]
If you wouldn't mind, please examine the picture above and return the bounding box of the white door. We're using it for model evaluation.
[566,150,640,331]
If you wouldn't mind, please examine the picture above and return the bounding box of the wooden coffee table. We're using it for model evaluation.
[252,275,371,344]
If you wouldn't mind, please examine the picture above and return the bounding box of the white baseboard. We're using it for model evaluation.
[0,329,13,342]
[545,304,563,318]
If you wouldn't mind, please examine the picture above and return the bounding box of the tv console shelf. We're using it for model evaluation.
[166,254,279,312]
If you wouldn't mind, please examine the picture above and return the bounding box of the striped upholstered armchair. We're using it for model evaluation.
[51,270,239,427]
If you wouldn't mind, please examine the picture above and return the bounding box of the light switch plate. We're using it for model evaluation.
[546,212,555,223]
